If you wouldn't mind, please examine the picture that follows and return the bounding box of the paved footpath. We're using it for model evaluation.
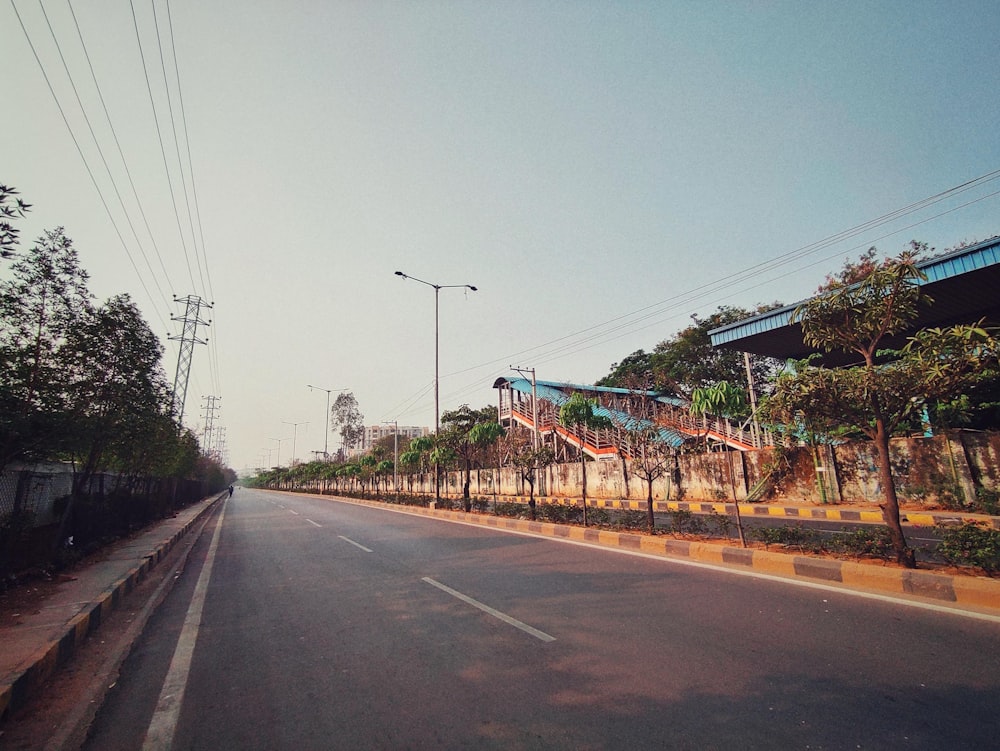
[2,491,998,731]
[0,495,222,725]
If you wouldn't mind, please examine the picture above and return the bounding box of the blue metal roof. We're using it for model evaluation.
[708,235,1000,364]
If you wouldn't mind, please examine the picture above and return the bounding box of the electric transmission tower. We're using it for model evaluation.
[201,395,222,455]
[170,295,212,422]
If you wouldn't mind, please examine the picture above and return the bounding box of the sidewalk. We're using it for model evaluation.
[0,495,221,724]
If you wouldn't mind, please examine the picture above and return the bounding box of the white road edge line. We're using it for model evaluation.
[329,499,1000,625]
[280,494,1000,625]
[338,535,373,552]
[289,509,300,515]
[306,519,322,528]
[142,499,228,750]
[422,577,556,642]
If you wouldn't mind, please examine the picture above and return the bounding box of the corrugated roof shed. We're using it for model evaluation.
[708,236,1000,366]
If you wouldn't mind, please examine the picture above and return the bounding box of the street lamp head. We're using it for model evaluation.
[394,271,406,278]
[468,285,478,292]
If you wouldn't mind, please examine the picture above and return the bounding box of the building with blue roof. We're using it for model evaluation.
[708,236,1000,366]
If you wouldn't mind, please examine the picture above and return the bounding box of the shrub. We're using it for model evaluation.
[707,510,735,540]
[973,488,1000,516]
[749,525,824,553]
[471,497,490,513]
[668,510,706,537]
[494,502,525,518]
[587,508,611,526]
[828,526,894,560]
[538,503,582,525]
[615,510,649,531]
[936,523,1000,575]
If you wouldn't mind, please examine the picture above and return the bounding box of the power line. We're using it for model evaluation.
[129,0,198,294]
[66,0,177,301]
[10,0,168,332]
[442,170,1000,382]
[150,0,206,297]
[37,0,173,316]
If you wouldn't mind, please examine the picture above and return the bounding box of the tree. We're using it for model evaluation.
[558,393,612,526]
[359,454,378,494]
[599,305,782,397]
[468,420,506,509]
[625,422,676,533]
[0,184,31,259]
[0,228,92,471]
[509,435,555,520]
[440,404,495,510]
[597,349,655,389]
[690,381,748,545]
[331,392,364,453]
[767,247,997,567]
[62,294,171,498]
[428,443,457,503]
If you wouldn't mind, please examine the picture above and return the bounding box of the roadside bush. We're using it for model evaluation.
[972,488,1000,516]
[615,510,649,531]
[668,510,706,537]
[494,501,525,518]
[749,525,824,553]
[471,497,490,513]
[936,523,1000,575]
[828,526,894,560]
[587,507,611,526]
[707,510,735,540]
[537,503,582,525]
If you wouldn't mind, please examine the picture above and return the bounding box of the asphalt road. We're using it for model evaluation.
[83,489,1000,750]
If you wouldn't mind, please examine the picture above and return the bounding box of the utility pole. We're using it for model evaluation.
[511,365,543,495]
[170,295,212,422]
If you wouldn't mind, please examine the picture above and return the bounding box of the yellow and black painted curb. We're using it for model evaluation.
[0,493,224,723]
[436,493,999,529]
[322,494,1000,614]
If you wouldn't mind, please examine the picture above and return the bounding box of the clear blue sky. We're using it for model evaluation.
[5,1,999,472]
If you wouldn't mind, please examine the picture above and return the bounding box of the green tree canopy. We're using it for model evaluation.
[0,227,92,469]
[558,393,612,526]
[766,246,997,567]
[598,304,782,397]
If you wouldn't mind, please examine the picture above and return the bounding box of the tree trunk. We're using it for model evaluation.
[527,472,536,520]
[463,460,472,512]
[874,420,916,568]
[646,480,655,533]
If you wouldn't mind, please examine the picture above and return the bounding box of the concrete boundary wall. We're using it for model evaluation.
[379,431,999,509]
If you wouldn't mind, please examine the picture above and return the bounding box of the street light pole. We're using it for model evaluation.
[307,385,348,459]
[268,437,288,468]
[394,271,477,504]
[383,420,398,494]
[282,421,309,466]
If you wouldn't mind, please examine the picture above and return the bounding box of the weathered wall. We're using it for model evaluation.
[398,430,1000,509]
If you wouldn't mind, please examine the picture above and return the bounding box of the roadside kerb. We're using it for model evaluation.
[303,493,1000,614]
[0,493,224,723]
[450,494,997,528]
